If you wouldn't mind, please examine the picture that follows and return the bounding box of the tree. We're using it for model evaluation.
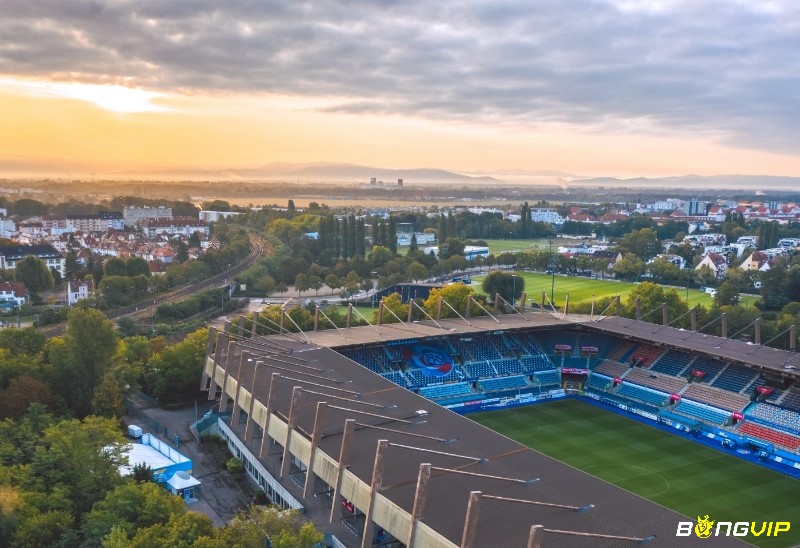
[28,416,127,518]
[423,284,479,319]
[175,241,189,263]
[92,371,126,418]
[215,506,324,548]
[82,482,186,547]
[126,256,151,277]
[695,265,718,287]
[293,273,309,294]
[188,231,202,248]
[143,328,207,403]
[0,327,45,357]
[256,275,277,296]
[12,510,76,548]
[342,271,361,298]
[713,281,740,307]
[406,261,428,282]
[98,276,136,308]
[617,228,659,260]
[374,293,407,324]
[132,463,154,484]
[307,275,323,296]
[439,237,465,260]
[0,375,52,419]
[368,245,393,268]
[482,271,525,304]
[14,256,53,293]
[65,250,82,281]
[761,261,790,310]
[127,511,215,548]
[623,282,689,327]
[647,257,683,285]
[324,274,342,296]
[613,256,646,281]
[52,308,118,417]
[104,258,128,277]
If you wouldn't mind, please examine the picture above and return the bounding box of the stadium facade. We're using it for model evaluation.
[198,306,800,547]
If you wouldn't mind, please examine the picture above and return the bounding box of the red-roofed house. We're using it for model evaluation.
[740,251,770,271]
[0,282,26,308]
[696,252,728,279]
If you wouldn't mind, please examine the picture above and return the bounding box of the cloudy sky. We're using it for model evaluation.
[1,0,799,178]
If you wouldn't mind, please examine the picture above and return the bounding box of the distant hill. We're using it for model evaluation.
[571,174,800,191]
[236,162,499,183]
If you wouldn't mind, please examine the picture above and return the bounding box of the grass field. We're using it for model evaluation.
[472,399,800,547]
[473,271,716,309]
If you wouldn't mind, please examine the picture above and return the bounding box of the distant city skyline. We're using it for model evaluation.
[2,1,800,179]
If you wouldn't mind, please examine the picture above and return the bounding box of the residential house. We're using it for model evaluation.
[648,254,686,270]
[0,282,26,309]
[0,244,65,277]
[591,250,624,273]
[67,279,94,306]
[140,218,210,238]
[695,252,728,280]
[739,251,770,271]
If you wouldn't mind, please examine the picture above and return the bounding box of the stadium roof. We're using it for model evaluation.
[582,316,800,380]
[210,314,752,547]
[297,311,569,348]
[292,309,800,381]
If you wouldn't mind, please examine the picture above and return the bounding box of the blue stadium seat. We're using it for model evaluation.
[419,382,473,401]
[464,361,497,379]
[617,383,669,407]
[586,373,613,392]
[650,349,694,376]
[533,370,560,387]
[673,400,730,425]
[711,363,759,393]
[687,356,725,383]
[478,375,528,392]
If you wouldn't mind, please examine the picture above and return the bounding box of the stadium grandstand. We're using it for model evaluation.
[196,302,800,547]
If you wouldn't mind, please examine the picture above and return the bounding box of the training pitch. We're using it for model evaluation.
[472,399,800,547]
[473,271,716,308]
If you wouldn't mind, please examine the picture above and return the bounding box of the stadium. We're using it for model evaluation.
[198,297,800,547]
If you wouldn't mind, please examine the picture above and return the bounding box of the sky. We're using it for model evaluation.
[1,0,800,179]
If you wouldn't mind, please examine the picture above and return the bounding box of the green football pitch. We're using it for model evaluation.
[471,399,800,547]
[472,271,716,309]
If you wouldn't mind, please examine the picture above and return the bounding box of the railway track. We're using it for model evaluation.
[41,233,268,337]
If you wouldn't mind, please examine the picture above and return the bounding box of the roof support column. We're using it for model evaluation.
[251,311,259,337]
[460,490,482,548]
[280,386,304,478]
[244,360,263,442]
[303,401,327,500]
[230,351,248,426]
[360,439,388,548]
[258,372,281,458]
[527,525,544,548]
[407,463,431,546]
[200,326,216,391]
[329,418,356,524]
[217,339,235,413]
